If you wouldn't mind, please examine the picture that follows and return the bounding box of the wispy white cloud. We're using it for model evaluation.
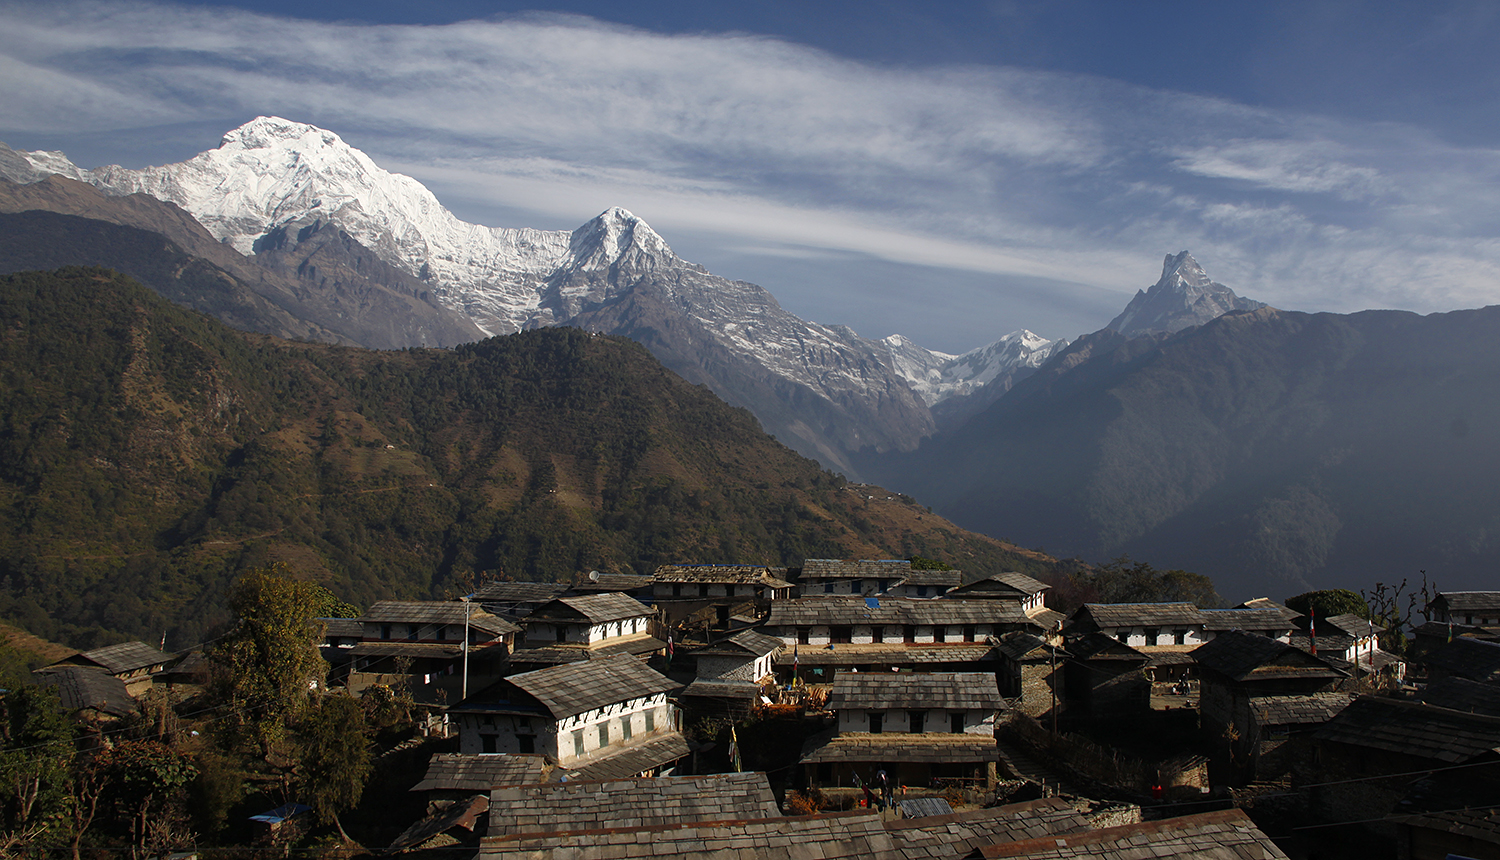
[2,0,1500,348]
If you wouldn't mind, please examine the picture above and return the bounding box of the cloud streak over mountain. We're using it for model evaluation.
[2,1,1499,350]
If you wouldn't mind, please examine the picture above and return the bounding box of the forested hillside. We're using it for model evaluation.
[0,267,1058,649]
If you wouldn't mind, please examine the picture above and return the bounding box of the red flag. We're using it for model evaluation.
[1309,606,1317,656]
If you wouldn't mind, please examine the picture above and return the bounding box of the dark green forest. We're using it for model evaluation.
[0,267,1057,649]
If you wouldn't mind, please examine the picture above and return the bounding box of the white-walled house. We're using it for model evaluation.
[450,654,687,779]
[800,671,1003,789]
[1065,603,1209,649]
[346,601,518,701]
[509,593,664,670]
[678,629,784,714]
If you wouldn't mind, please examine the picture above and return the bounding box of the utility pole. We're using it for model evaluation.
[462,595,473,701]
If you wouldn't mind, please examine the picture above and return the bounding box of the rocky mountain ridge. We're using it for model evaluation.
[4,117,1075,473]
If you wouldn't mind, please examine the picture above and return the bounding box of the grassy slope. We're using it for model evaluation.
[0,267,1061,649]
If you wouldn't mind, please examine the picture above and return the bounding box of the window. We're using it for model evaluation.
[555,625,566,642]
[963,625,976,643]
[672,584,682,597]
[645,710,655,733]
[621,716,632,741]
[850,582,860,594]
[1173,629,1187,645]
[950,713,965,733]
[574,731,584,758]
[871,626,885,643]
[380,624,392,640]
[903,626,915,643]
[934,626,947,643]
[917,586,929,597]
[598,724,609,748]
[407,624,419,641]
[909,711,926,733]
[518,735,534,754]
[699,584,710,597]
[824,582,835,594]
[481,735,496,753]
[1144,627,1159,646]
[831,626,852,644]
[868,712,883,734]
[798,628,810,645]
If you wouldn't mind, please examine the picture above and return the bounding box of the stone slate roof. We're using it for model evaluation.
[653,564,791,587]
[386,793,488,854]
[678,680,762,701]
[1423,636,1500,682]
[828,671,1003,711]
[478,798,1087,860]
[1071,603,1205,630]
[1397,807,1500,848]
[899,570,962,588]
[1315,695,1500,764]
[472,581,571,604]
[1236,598,1301,621]
[948,572,1050,599]
[767,597,1033,628]
[1417,676,1500,717]
[480,809,887,860]
[776,644,995,667]
[33,668,136,717]
[488,773,778,836]
[1247,693,1355,728]
[1436,591,1500,614]
[800,732,1000,764]
[696,629,784,659]
[348,641,477,659]
[480,653,677,719]
[885,799,1091,859]
[800,559,911,580]
[319,618,363,639]
[507,635,666,667]
[975,809,1288,859]
[1192,630,1347,683]
[1199,608,1296,632]
[580,573,654,591]
[993,632,1055,662]
[1288,632,1355,655]
[559,732,690,782]
[411,753,548,792]
[59,641,170,675]
[360,601,519,636]
[525,593,652,625]
[1320,613,1382,638]
[1064,633,1148,663]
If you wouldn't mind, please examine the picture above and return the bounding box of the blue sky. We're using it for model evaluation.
[2,0,1499,352]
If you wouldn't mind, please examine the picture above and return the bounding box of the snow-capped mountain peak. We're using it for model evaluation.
[882,328,1064,407]
[1107,250,1265,337]
[560,207,679,275]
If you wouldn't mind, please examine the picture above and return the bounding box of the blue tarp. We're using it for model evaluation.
[248,803,311,824]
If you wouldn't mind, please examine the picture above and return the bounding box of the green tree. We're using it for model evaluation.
[295,693,371,842]
[1286,589,1370,621]
[208,564,328,754]
[909,556,954,571]
[1084,556,1223,608]
[98,739,196,860]
[0,684,73,843]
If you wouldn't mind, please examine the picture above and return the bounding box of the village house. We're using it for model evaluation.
[317,617,362,681]
[944,571,1056,620]
[41,641,173,695]
[346,600,518,702]
[507,592,664,671]
[1288,613,1403,681]
[470,581,570,621]
[765,596,1038,682]
[1061,632,1151,720]
[800,671,1003,791]
[1200,608,1296,642]
[796,559,914,597]
[1420,635,1500,685]
[1067,602,1210,685]
[887,568,962,599]
[1430,590,1500,628]
[677,629,783,716]
[33,667,137,722]
[449,653,686,780]
[651,564,794,627]
[1192,630,1351,783]
[1312,695,1500,848]
[486,772,780,838]
[993,631,1065,718]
